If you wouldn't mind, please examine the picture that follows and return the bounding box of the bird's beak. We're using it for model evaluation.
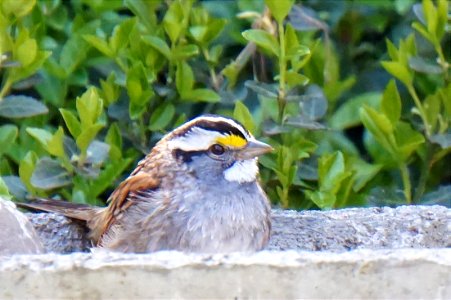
[236,139,274,160]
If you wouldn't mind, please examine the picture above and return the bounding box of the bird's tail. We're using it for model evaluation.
[17,198,99,222]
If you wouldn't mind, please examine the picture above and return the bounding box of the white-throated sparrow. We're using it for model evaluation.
[21,115,273,253]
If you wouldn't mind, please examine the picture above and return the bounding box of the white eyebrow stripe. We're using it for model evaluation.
[168,127,224,151]
[175,116,252,140]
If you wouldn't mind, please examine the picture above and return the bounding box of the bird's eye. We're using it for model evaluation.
[209,144,225,155]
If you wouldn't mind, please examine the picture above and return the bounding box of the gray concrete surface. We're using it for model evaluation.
[24,205,451,253]
[1,249,450,299]
[2,202,450,299]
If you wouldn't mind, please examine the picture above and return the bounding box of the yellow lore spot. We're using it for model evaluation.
[216,134,247,148]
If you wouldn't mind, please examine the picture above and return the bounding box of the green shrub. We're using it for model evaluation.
[0,0,449,209]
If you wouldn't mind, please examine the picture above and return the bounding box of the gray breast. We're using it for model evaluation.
[166,179,270,252]
[100,164,270,253]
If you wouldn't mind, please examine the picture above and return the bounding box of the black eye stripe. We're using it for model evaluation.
[173,149,205,163]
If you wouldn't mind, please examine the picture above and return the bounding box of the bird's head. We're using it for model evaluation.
[162,115,273,184]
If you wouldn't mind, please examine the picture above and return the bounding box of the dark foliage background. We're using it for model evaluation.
[0,0,449,209]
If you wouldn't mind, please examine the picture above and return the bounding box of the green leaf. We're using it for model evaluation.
[26,127,52,150]
[318,151,349,193]
[16,37,37,67]
[109,18,136,54]
[412,22,435,45]
[381,61,413,87]
[105,122,122,160]
[300,92,327,120]
[424,93,441,133]
[126,62,154,119]
[9,50,51,83]
[0,177,11,199]
[171,44,199,60]
[360,106,397,157]
[126,65,144,102]
[284,23,299,55]
[208,45,223,65]
[149,103,175,131]
[233,101,256,133]
[124,0,158,31]
[19,151,38,194]
[0,96,48,118]
[176,61,194,96]
[142,35,172,59]
[35,71,67,107]
[436,0,447,40]
[242,29,279,56]
[381,80,401,124]
[285,70,309,88]
[422,0,437,37]
[30,157,71,190]
[105,122,123,150]
[385,39,399,61]
[86,141,110,165]
[222,61,240,88]
[399,34,417,62]
[394,121,425,160]
[1,0,36,17]
[59,35,89,75]
[244,80,278,99]
[83,35,114,57]
[100,72,120,106]
[0,125,18,156]
[305,190,336,210]
[330,92,381,130]
[264,0,294,23]
[76,87,103,128]
[349,157,382,192]
[47,127,66,158]
[189,25,208,43]
[163,0,184,43]
[286,45,310,60]
[203,19,227,44]
[59,108,81,138]
[360,106,393,136]
[2,176,27,201]
[183,89,221,103]
[409,56,443,74]
[76,124,104,155]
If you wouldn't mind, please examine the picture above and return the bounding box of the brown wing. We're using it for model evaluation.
[88,172,160,243]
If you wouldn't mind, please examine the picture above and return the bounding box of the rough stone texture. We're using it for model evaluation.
[1,249,450,299]
[25,205,451,253]
[0,199,43,255]
[26,213,91,253]
[2,204,450,299]
[269,205,451,251]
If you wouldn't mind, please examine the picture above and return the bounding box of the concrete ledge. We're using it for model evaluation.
[1,249,450,299]
[26,205,451,253]
[2,201,450,299]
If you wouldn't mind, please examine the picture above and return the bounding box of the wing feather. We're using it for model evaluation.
[89,172,160,243]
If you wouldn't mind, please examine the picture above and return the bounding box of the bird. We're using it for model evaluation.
[20,115,273,253]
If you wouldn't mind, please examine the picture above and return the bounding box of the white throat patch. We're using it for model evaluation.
[224,159,258,183]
